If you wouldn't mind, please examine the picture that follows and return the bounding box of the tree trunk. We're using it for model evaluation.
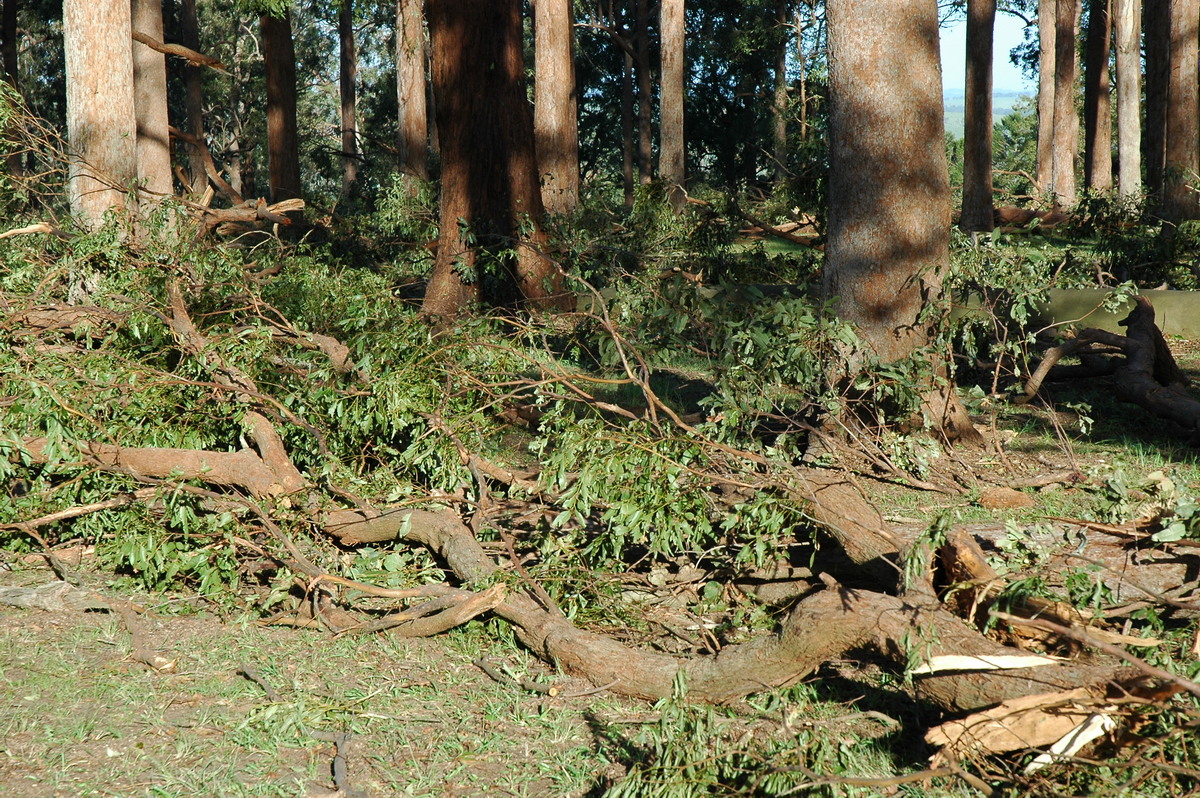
[422,0,568,319]
[1083,0,1112,191]
[63,0,138,227]
[1,0,15,87]
[1143,0,1168,199]
[1161,0,1199,224]
[659,0,685,209]
[1050,0,1081,206]
[2,0,20,176]
[396,0,428,182]
[178,0,207,194]
[961,0,996,232]
[634,0,653,185]
[260,10,301,202]
[771,0,790,182]
[533,0,580,215]
[621,47,635,206]
[825,0,949,365]
[1036,0,1056,193]
[1114,0,1141,197]
[132,0,172,200]
[339,0,359,199]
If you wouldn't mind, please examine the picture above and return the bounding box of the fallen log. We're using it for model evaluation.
[1025,295,1199,431]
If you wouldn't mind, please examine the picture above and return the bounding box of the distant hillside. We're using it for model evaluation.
[943,90,1030,139]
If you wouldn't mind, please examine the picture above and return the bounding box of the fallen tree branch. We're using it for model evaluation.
[132,30,227,73]
[990,611,1200,701]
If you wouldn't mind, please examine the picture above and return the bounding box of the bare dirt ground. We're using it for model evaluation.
[0,577,633,798]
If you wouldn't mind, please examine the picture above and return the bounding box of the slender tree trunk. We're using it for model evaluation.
[2,0,21,176]
[63,0,138,227]
[796,6,810,142]
[1143,0,1168,199]
[1083,0,1112,190]
[621,48,635,206]
[534,0,580,214]
[1037,0,1056,193]
[179,0,206,194]
[1,0,15,87]
[396,0,428,182]
[659,0,685,209]
[132,0,172,200]
[634,0,652,185]
[1050,0,1081,206]
[339,0,359,198]
[1162,0,1200,224]
[771,0,790,182]
[422,0,568,319]
[261,10,301,202]
[1114,0,1141,197]
[961,0,996,232]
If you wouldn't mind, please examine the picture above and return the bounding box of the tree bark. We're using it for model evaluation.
[824,0,950,364]
[634,0,653,185]
[396,0,428,182]
[1083,0,1112,191]
[1161,0,1200,224]
[659,0,685,210]
[533,0,580,215]
[422,0,568,319]
[621,47,635,206]
[1,0,15,88]
[1050,0,1081,206]
[1143,0,1168,199]
[961,0,996,232]
[1036,0,1056,193]
[260,10,301,202]
[771,0,790,183]
[63,0,138,227]
[339,0,359,198]
[1114,0,1141,197]
[132,0,172,200]
[2,0,20,176]
[178,0,207,195]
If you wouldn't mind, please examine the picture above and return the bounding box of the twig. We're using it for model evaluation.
[237,663,283,702]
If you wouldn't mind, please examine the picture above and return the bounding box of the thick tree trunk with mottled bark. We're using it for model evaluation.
[825,0,978,442]
[396,0,428,182]
[1114,0,1141,197]
[64,0,137,227]
[961,0,995,232]
[132,0,172,200]
[1143,1,1168,199]
[339,0,359,198]
[1083,0,1112,190]
[659,0,685,209]
[1050,0,1080,206]
[534,0,580,215]
[179,0,206,194]
[1037,0,1056,193]
[261,11,300,202]
[422,0,568,319]
[1161,0,1199,224]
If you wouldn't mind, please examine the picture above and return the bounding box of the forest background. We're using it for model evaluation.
[1,0,1200,796]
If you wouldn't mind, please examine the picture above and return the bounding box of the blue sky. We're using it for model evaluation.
[939,11,1036,94]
